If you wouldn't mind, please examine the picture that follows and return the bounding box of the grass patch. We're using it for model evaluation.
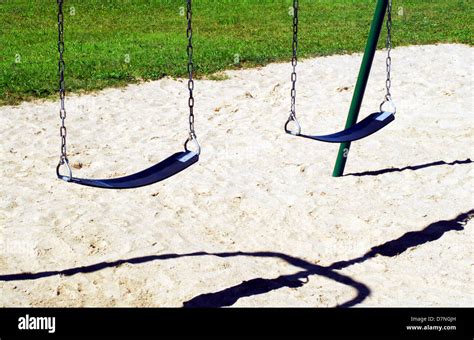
[205,72,231,81]
[0,0,472,105]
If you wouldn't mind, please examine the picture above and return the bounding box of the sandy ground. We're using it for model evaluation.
[0,44,473,307]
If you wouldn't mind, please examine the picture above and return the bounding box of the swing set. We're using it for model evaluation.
[55,0,396,189]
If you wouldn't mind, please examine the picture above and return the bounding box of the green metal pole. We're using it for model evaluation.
[332,0,388,177]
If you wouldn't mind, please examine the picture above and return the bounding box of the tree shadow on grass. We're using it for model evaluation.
[345,158,472,177]
[0,210,472,307]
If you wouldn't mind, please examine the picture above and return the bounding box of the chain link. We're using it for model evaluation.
[186,0,196,140]
[57,0,69,167]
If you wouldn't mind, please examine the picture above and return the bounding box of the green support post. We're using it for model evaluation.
[332,0,388,177]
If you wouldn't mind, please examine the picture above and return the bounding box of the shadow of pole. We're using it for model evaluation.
[0,210,472,308]
[345,158,472,177]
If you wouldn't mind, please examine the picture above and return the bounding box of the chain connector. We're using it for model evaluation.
[184,132,201,155]
[56,158,73,182]
[380,97,397,115]
[285,115,302,136]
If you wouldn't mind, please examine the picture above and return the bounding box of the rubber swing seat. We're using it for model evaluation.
[295,111,395,143]
[58,151,198,189]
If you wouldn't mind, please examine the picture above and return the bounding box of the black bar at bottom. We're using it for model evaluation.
[0,308,471,338]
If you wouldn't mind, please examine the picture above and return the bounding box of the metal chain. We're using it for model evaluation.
[184,0,201,153]
[186,0,196,141]
[57,0,68,167]
[284,0,301,135]
[383,0,394,109]
[289,0,298,121]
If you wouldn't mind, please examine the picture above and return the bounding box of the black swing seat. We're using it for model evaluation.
[59,151,199,189]
[298,111,395,143]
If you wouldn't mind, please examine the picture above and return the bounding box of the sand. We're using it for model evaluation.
[0,44,472,307]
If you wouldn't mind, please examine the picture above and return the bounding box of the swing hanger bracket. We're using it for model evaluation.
[184,132,201,155]
[380,96,397,115]
[285,115,302,136]
[56,158,73,182]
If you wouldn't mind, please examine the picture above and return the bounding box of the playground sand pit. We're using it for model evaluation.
[0,44,473,307]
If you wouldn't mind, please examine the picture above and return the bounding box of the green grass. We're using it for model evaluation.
[0,0,472,105]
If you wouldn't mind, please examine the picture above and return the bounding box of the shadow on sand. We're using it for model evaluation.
[345,158,472,177]
[1,210,472,307]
